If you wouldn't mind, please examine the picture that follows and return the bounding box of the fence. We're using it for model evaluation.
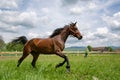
[0,52,22,56]
[0,51,119,57]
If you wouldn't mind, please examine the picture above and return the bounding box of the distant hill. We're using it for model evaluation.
[64,46,86,51]
[110,46,120,51]
[64,46,120,51]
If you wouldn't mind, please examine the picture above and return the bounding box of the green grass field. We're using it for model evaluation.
[0,54,120,80]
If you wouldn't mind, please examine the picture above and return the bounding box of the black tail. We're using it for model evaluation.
[11,36,28,45]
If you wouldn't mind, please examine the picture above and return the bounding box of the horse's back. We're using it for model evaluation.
[24,38,55,54]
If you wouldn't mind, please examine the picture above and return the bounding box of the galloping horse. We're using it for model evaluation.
[13,22,82,72]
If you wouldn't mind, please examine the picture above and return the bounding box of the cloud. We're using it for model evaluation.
[27,30,52,39]
[96,27,109,34]
[18,11,38,28]
[68,1,99,15]
[81,26,120,47]
[0,0,18,9]
[93,27,109,39]
[70,7,84,15]
[0,10,40,33]
[0,35,4,40]
[69,3,98,15]
[28,32,40,38]
[41,8,50,13]
[0,21,20,33]
[62,0,79,6]
[103,12,120,32]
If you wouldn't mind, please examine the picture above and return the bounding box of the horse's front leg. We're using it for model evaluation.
[65,55,70,72]
[55,50,70,72]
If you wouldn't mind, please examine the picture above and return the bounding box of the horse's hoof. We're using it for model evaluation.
[17,64,19,67]
[55,64,61,68]
[55,65,59,68]
[66,68,70,73]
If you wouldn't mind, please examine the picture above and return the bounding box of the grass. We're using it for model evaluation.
[0,54,120,80]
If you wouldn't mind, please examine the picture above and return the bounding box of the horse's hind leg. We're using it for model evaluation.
[31,52,39,68]
[17,52,29,67]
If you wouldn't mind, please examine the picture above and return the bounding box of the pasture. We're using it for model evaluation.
[0,53,120,80]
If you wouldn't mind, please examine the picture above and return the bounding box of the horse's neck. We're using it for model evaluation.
[52,29,69,51]
[60,29,69,43]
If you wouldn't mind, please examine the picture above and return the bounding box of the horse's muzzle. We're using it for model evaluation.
[78,36,83,40]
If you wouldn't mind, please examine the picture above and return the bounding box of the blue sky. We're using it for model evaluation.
[0,0,120,47]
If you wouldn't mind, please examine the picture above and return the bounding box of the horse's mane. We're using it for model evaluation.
[49,28,64,38]
[49,25,69,38]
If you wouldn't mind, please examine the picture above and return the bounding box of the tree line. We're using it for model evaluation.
[87,45,113,52]
[0,36,23,52]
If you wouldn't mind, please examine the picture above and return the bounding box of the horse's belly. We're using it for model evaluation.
[38,46,53,54]
[37,42,54,54]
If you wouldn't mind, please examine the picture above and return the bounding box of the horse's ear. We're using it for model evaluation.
[74,22,77,25]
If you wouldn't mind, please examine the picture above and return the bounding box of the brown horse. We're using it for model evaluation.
[13,22,82,72]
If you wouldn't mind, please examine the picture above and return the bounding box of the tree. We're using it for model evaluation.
[0,35,5,50]
[84,47,89,58]
[107,47,113,52]
[87,45,92,52]
[6,42,24,51]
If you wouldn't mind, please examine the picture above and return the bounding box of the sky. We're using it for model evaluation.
[0,0,120,47]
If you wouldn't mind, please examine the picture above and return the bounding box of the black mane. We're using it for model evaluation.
[49,28,64,38]
[49,23,75,38]
[49,24,70,38]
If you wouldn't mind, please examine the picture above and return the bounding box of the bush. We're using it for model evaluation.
[107,47,113,52]
[1,43,24,52]
[87,45,92,51]
[0,38,5,49]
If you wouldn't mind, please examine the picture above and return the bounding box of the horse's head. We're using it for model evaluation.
[69,22,82,40]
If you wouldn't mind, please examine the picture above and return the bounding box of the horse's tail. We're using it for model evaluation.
[11,36,28,45]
